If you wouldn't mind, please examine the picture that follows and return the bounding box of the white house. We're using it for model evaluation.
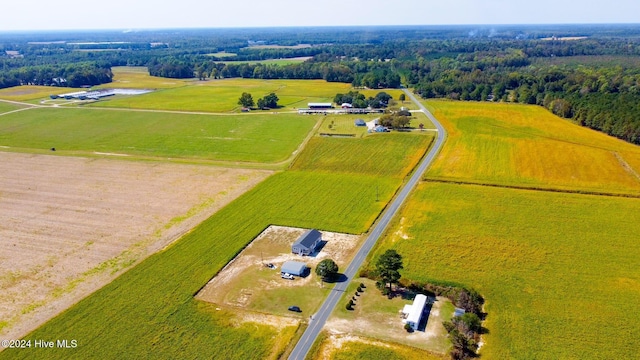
[402,294,428,330]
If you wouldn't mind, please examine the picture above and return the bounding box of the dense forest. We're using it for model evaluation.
[2,25,640,143]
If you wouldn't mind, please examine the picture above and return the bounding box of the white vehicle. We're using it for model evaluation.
[281,272,294,280]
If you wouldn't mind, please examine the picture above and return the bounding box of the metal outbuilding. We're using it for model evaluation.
[281,261,307,276]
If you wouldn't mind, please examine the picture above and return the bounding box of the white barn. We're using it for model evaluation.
[402,294,428,330]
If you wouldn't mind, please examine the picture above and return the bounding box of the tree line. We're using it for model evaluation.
[3,26,640,143]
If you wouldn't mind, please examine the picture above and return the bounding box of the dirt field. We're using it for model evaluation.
[0,152,271,340]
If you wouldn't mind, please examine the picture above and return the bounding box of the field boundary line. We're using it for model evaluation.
[613,152,640,182]
[424,178,640,199]
[0,107,35,117]
[286,117,324,169]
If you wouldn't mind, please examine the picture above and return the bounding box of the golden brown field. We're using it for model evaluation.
[425,100,640,194]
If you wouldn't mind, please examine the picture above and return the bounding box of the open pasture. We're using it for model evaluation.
[0,151,270,341]
[97,66,190,89]
[1,169,401,359]
[0,102,26,114]
[0,107,317,162]
[217,57,312,66]
[0,86,82,102]
[292,132,434,178]
[92,78,351,112]
[425,100,640,194]
[316,114,379,136]
[207,51,238,58]
[369,181,640,359]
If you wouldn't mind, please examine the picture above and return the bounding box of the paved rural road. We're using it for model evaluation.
[288,89,447,359]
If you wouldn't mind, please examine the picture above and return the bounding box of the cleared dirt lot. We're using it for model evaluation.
[0,152,271,340]
[197,225,362,308]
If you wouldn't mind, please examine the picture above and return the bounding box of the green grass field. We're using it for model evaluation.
[0,169,402,360]
[368,182,640,359]
[0,102,25,114]
[218,57,311,66]
[292,132,434,178]
[92,78,351,112]
[207,51,238,58]
[0,86,83,102]
[0,107,317,162]
[98,66,191,89]
[328,341,447,360]
[316,114,378,136]
[425,100,640,195]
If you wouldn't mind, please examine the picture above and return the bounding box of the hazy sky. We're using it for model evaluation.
[3,0,639,31]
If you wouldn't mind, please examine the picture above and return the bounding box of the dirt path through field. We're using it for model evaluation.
[0,152,271,342]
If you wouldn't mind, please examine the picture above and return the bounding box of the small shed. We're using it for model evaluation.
[281,261,307,276]
[354,119,366,126]
[454,308,466,317]
[292,229,322,256]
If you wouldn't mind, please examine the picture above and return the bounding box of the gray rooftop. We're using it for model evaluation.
[294,229,321,248]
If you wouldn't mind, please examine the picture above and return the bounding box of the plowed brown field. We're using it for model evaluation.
[0,152,270,340]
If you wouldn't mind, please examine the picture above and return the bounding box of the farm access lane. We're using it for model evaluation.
[288,90,447,360]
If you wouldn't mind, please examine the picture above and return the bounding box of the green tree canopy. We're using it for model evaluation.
[237,92,254,108]
[315,258,339,281]
[375,249,403,291]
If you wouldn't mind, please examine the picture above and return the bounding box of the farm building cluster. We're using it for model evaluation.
[50,88,152,100]
[298,102,384,115]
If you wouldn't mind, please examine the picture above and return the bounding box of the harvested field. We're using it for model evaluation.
[0,152,271,340]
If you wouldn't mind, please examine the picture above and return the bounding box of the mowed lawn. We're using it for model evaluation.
[292,132,434,178]
[0,107,317,162]
[0,170,402,360]
[369,182,640,359]
[425,100,640,194]
[92,78,351,112]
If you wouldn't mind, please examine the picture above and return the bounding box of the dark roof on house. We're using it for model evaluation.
[293,229,321,249]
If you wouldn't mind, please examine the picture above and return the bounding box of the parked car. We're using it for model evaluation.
[288,306,301,312]
[281,273,294,280]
